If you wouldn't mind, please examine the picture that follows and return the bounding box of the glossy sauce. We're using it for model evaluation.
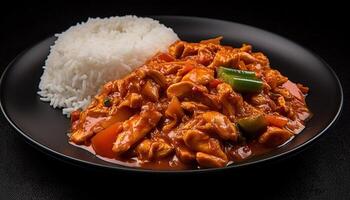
[69,39,311,170]
[72,136,296,170]
[71,141,194,170]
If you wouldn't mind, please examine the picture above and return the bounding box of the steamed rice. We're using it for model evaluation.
[38,16,179,116]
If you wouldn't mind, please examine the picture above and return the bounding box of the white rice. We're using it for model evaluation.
[38,16,179,116]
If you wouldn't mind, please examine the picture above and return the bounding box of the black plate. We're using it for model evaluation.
[0,16,343,173]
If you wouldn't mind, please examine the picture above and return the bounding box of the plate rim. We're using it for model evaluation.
[0,16,344,173]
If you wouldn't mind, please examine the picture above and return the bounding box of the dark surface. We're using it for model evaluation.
[0,16,343,173]
[0,2,349,199]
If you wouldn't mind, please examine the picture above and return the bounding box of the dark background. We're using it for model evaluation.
[0,1,349,199]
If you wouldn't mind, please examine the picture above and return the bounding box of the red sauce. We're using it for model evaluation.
[68,39,312,170]
[72,135,299,170]
[70,142,194,170]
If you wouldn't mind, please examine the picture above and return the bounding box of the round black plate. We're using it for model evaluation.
[0,16,343,173]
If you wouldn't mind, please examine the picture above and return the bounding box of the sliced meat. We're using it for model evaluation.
[175,144,196,164]
[93,107,135,133]
[167,81,220,109]
[70,129,89,144]
[200,36,223,45]
[169,41,185,58]
[207,48,239,69]
[197,48,216,66]
[251,52,269,66]
[112,105,162,156]
[198,111,238,142]
[148,139,174,160]
[239,44,252,53]
[134,139,152,160]
[70,114,107,144]
[167,81,208,98]
[142,69,168,88]
[70,106,135,144]
[141,80,160,102]
[182,130,227,160]
[165,96,184,120]
[264,69,288,89]
[217,83,236,117]
[181,67,214,85]
[249,93,277,113]
[118,93,142,109]
[181,43,200,57]
[258,126,293,147]
[115,71,143,97]
[162,96,185,132]
[181,101,209,113]
[196,152,227,168]
[208,49,258,69]
[135,138,174,160]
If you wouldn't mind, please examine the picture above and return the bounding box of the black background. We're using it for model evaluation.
[0,1,349,199]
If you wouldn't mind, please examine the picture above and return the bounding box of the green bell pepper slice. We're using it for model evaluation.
[237,114,267,136]
[217,67,263,93]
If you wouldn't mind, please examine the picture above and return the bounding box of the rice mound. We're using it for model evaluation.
[38,16,179,116]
